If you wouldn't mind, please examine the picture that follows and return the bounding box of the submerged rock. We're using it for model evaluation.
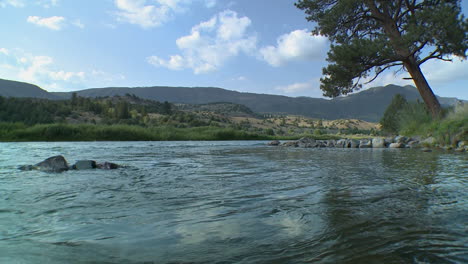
[281,141,298,147]
[72,160,97,170]
[19,156,120,172]
[34,155,69,172]
[97,162,119,170]
[18,165,36,171]
[267,140,281,146]
[298,137,317,148]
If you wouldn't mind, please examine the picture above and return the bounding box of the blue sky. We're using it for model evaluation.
[0,0,467,99]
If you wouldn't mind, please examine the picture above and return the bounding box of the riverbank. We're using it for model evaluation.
[268,136,468,152]
[0,122,344,142]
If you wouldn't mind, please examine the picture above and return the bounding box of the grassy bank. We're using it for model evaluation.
[400,106,468,146]
[0,123,269,141]
[0,123,345,142]
[381,96,467,147]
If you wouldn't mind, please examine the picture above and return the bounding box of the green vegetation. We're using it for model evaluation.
[0,93,382,141]
[380,95,467,146]
[296,0,467,117]
[0,123,270,141]
[380,94,408,134]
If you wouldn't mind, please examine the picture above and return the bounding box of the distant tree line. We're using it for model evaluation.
[0,93,173,125]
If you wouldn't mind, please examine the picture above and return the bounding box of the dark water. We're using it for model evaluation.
[0,141,467,264]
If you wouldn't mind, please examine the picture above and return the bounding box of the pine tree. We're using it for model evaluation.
[296,0,468,118]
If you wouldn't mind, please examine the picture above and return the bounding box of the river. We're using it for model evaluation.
[0,141,467,263]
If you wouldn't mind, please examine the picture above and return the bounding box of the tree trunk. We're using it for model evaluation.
[364,1,443,118]
[403,56,442,118]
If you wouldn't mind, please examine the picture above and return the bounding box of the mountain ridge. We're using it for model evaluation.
[0,79,59,100]
[0,78,463,122]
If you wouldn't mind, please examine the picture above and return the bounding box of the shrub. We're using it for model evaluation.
[380,94,408,134]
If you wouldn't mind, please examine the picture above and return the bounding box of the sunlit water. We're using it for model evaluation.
[0,141,467,264]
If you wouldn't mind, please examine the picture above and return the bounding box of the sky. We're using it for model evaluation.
[0,0,467,100]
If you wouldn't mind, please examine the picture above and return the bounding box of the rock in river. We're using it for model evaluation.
[72,160,97,170]
[34,155,69,172]
[97,162,119,170]
[389,143,405,148]
[372,138,385,148]
[267,140,280,146]
[19,156,120,172]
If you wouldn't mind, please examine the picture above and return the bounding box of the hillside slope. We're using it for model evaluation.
[0,79,59,99]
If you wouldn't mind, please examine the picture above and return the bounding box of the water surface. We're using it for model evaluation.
[0,141,467,263]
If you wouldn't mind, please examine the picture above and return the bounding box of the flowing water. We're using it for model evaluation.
[0,141,467,263]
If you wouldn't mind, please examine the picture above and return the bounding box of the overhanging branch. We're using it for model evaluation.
[418,49,452,65]
[364,62,404,84]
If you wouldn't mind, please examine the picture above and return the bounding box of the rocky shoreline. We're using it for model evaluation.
[268,136,467,152]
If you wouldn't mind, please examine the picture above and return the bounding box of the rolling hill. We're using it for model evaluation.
[54,84,461,121]
[0,79,59,99]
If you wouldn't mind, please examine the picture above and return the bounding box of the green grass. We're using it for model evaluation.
[0,122,351,142]
[398,103,468,146]
[0,123,274,141]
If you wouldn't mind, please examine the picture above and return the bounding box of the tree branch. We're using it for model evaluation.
[393,0,404,20]
[397,2,424,20]
[410,41,428,56]
[364,62,404,84]
[418,52,453,66]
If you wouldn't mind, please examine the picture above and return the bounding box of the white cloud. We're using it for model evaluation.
[260,29,328,67]
[0,48,9,55]
[114,0,220,28]
[49,70,85,81]
[36,0,59,8]
[0,0,25,8]
[276,81,314,93]
[148,10,257,74]
[0,49,124,91]
[114,0,185,28]
[27,16,66,30]
[147,54,185,70]
[1,0,59,8]
[422,57,468,83]
[275,79,324,97]
[16,55,86,86]
[360,57,468,90]
[217,10,251,40]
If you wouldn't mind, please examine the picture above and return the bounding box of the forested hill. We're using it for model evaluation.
[0,78,462,122]
[54,84,461,122]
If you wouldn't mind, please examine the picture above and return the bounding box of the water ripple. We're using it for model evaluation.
[0,142,466,263]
